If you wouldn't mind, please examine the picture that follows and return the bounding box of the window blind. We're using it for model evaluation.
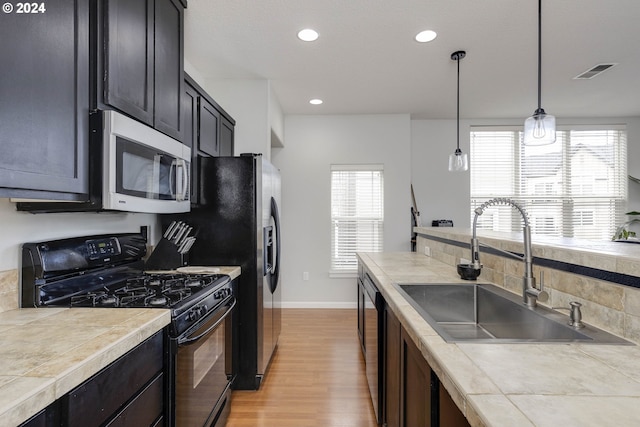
[330,164,384,274]
[470,126,627,240]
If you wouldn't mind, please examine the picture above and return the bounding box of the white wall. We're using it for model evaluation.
[0,199,159,271]
[272,114,411,307]
[411,120,471,228]
[199,79,273,159]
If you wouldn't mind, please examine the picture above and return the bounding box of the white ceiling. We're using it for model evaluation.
[184,0,640,120]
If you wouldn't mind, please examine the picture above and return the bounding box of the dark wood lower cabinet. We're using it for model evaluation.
[19,331,165,427]
[384,306,470,427]
[384,304,401,427]
[439,382,470,427]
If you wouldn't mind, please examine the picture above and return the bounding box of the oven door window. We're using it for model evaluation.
[176,303,233,427]
[116,136,178,200]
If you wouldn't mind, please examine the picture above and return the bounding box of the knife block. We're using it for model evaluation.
[145,238,189,270]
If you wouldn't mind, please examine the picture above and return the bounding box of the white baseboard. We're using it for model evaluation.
[281,301,357,309]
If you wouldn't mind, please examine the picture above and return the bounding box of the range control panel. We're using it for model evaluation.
[86,237,121,260]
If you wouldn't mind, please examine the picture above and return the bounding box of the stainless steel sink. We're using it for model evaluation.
[396,283,631,344]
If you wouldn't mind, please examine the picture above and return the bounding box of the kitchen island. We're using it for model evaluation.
[358,249,640,427]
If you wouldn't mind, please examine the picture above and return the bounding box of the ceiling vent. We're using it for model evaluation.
[574,63,617,80]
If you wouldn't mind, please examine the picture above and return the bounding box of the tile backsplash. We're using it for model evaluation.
[416,228,640,344]
[0,269,19,313]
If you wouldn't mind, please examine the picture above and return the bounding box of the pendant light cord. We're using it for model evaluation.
[536,0,542,113]
[457,52,460,150]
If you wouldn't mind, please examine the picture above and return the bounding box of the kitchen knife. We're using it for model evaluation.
[177,226,193,245]
[164,221,178,239]
[180,237,196,254]
[177,236,191,253]
[167,221,183,241]
[172,223,188,244]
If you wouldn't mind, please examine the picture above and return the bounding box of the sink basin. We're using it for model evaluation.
[396,283,631,344]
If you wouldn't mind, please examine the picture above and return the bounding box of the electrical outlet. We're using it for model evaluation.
[424,246,431,256]
[303,272,309,281]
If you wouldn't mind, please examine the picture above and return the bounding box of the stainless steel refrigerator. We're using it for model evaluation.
[167,153,281,390]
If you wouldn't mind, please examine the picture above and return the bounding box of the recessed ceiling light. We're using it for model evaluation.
[309,99,323,105]
[415,30,437,43]
[298,29,319,42]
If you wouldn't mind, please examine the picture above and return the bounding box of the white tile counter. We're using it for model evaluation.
[0,307,170,426]
[358,251,640,427]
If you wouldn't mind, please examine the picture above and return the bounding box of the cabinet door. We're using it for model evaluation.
[402,328,432,427]
[439,382,471,427]
[103,0,154,127]
[219,116,235,156]
[0,0,89,198]
[384,305,401,427]
[153,0,184,141]
[198,98,220,157]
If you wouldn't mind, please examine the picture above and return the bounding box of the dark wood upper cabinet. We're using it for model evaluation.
[0,0,90,199]
[183,74,235,207]
[101,0,184,141]
[220,116,235,157]
[198,98,221,157]
[153,0,184,139]
[0,0,185,200]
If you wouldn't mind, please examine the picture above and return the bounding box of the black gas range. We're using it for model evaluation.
[21,232,236,427]
[20,233,232,337]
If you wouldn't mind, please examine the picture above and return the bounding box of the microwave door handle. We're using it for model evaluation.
[169,160,177,198]
[176,159,188,201]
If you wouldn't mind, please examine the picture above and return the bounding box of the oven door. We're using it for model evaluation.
[174,297,235,427]
[103,110,191,213]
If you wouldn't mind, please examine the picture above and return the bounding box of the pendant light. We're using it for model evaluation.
[448,50,468,172]
[523,0,556,145]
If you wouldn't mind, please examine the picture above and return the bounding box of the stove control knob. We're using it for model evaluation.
[186,309,199,322]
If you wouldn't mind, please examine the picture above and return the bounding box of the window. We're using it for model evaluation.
[330,164,384,275]
[470,126,627,240]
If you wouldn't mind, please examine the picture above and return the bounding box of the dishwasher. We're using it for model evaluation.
[362,273,383,425]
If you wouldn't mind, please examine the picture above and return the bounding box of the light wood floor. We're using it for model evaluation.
[226,309,377,427]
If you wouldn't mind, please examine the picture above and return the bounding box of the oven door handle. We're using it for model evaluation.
[177,297,236,346]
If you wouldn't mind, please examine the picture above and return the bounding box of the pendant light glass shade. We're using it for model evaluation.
[524,108,556,145]
[448,50,469,172]
[524,0,556,146]
[449,148,468,172]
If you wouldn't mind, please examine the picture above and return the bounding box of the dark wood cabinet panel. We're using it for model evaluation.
[63,331,164,426]
[384,304,401,427]
[198,98,220,157]
[402,327,432,427]
[382,301,470,427]
[0,0,89,198]
[184,74,235,207]
[439,382,471,427]
[153,0,184,140]
[102,0,183,140]
[103,0,154,127]
[220,116,235,156]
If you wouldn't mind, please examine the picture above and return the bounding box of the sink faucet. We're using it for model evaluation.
[471,197,548,307]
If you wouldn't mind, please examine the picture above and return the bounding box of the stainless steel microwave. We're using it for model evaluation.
[102,110,190,213]
[16,110,191,213]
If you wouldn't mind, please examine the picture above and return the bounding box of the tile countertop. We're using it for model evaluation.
[357,252,640,427]
[0,308,171,426]
[0,266,241,426]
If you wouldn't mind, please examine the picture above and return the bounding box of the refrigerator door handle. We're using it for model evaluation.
[270,196,281,293]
